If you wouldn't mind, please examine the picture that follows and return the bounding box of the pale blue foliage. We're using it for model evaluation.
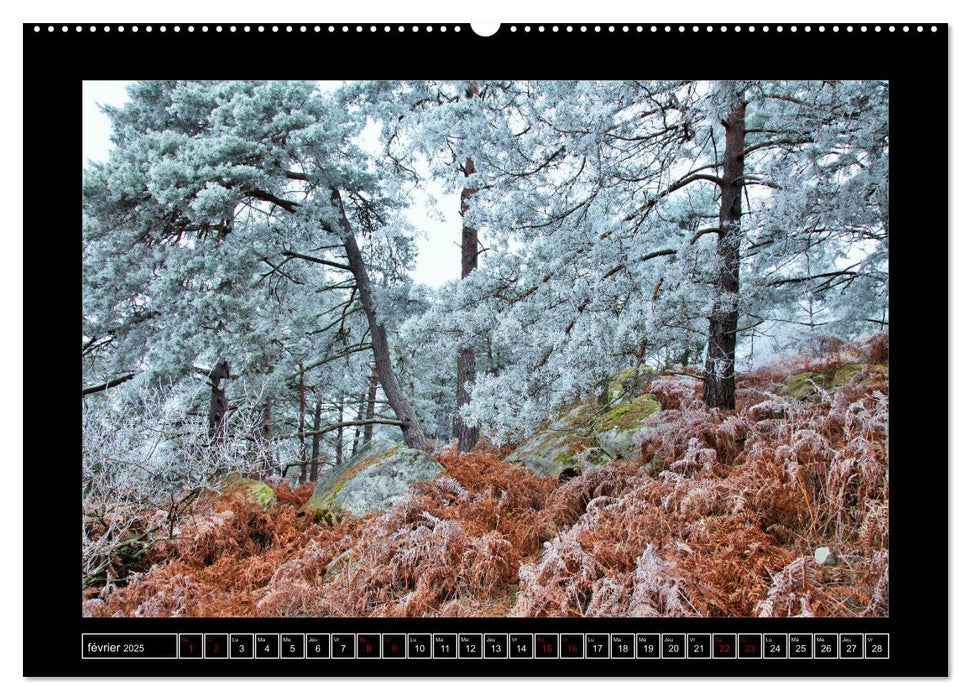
[84,79,889,453]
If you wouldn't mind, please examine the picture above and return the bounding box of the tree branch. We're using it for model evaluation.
[270,418,407,442]
[623,172,723,224]
[82,373,135,397]
[602,248,677,280]
[296,343,373,377]
[282,250,353,271]
[768,267,859,287]
[241,186,300,213]
[689,227,723,245]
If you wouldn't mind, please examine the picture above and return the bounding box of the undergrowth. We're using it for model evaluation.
[84,334,889,618]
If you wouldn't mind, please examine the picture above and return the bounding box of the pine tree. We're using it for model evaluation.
[83,80,428,450]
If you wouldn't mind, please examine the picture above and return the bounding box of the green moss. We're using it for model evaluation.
[220,474,276,510]
[512,433,583,470]
[553,450,581,465]
[248,482,276,509]
[301,453,383,521]
[833,363,889,386]
[832,363,865,386]
[509,371,663,474]
[506,396,611,475]
[595,393,661,433]
[779,371,828,399]
[599,365,655,405]
[302,486,341,522]
[779,363,888,400]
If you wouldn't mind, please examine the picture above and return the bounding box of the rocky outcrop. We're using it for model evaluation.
[220,474,277,509]
[504,397,604,477]
[594,392,663,459]
[299,439,443,521]
[506,366,661,478]
[778,363,888,400]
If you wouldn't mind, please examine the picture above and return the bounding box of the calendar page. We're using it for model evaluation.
[23,21,946,677]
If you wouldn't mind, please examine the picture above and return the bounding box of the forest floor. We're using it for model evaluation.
[83,336,889,618]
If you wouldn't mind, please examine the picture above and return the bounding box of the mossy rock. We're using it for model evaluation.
[833,363,888,385]
[832,364,865,386]
[299,439,443,521]
[599,365,655,405]
[779,371,830,400]
[507,367,661,477]
[593,393,662,458]
[220,474,276,510]
[506,397,609,477]
[778,363,889,400]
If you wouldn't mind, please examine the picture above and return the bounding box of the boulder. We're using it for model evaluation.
[779,371,829,400]
[778,363,888,400]
[506,366,661,478]
[599,365,655,404]
[220,474,277,509]
[299,439,443,521]
[594,392,662,459]
[505,397,606,477]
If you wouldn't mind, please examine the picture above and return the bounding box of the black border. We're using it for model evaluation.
[24,22,948,677]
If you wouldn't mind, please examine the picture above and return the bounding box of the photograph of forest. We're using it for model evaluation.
[81,80,889,618]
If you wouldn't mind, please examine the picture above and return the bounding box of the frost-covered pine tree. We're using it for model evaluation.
[346,79,525,450]
[83,80,429,450]
[83,79,889,453]
[424,79,889,428]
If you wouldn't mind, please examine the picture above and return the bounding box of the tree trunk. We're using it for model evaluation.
[352,389,367,454]
[332,188,428,450]
[310,400,322,482]
[207,359,230,439]
[298,362,307,483]
[456,346,479,451]
[335,399,344,467]
[703,94,746,410]
[255,397,274,478]
[363,363,379,444]
[455,155,481,453]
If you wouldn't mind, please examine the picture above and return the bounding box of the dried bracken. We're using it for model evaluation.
[85,341,889,619]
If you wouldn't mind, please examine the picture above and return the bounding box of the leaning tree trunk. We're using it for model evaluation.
[207,359,230,440]
[332,188,428,450]
[455,156,481,453]
[702,95,746,410]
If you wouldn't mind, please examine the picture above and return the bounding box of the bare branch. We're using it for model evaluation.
[602,248,677,280]
[689,227,723,245]
[82,373,136,397]
[768,266,860,287]
[282,250,353,271]
[241,186,300,213]
[270,418,407,442]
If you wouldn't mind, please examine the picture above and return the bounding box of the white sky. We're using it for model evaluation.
[82,80,462,288]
